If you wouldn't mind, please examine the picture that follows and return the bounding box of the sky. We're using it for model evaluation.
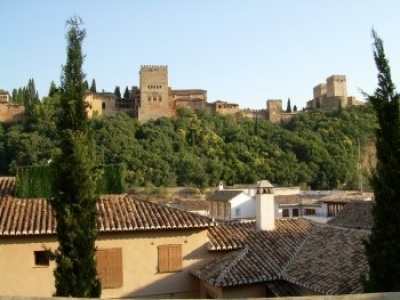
[1,0,400,110]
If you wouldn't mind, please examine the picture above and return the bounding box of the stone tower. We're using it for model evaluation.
[325,75,347,109]
[267,99,282,124]
[138,65,171,123]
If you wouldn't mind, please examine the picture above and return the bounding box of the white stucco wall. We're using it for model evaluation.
[230,194,255,219]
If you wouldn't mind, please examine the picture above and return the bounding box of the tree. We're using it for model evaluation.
[293,105,297,112]
[48,81,58,97]
[363,30,400,292]
[286,98,292,113]
[83,79,89,90]
[22,78,41,127]
[50,16,101,297]
[123,86,130,98]
[114,86,121,98]
[90,78,97,93]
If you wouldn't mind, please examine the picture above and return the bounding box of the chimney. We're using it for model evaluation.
[218,181,224,191]
[256,180,275,231]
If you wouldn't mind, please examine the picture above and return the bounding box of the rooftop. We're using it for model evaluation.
[0,194,212,236]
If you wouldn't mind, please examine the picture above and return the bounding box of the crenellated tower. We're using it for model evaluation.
[138,65,172,122]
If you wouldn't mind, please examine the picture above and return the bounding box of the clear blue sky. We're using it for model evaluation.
[1,0,399,110]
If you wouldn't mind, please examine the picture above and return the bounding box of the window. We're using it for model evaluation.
[96,248,123,289]
[34,251,49,266]
[292,208,299,217]
[282,209,289,218]
[327,203,345,217]
[102,103,106,110]
[304,208,316,216]
[235,208,241,217]
[158,244,182,273]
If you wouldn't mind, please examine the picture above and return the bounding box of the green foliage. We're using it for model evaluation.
[363,30,400,292]
[95,164,126,194]
[114,86,121,98]
[15,164,125,198]
[51,16,101,298]
[123,86,130,98]
[1,103,377,190]
[89,79,97,93]
[286,98,292,113]
[16,165,53,198]
[48,81,58,97]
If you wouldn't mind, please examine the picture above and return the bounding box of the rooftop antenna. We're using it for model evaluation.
[358,137,363,193]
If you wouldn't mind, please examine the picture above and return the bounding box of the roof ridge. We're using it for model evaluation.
[279,223,317,279]
[214,244,249,285]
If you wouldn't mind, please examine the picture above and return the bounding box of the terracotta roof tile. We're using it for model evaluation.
[319,192,374,203]
[283,225,369,294]
[192,220,369,295]
[0,195,211,236]
[275,195,319,206]
[327,201,374,229]
[206,190,243,202]
[0,177,16,198]
[191,219,315,287]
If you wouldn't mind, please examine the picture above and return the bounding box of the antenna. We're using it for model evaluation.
[358,137,363,193]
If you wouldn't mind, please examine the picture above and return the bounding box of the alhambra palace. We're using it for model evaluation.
[0,65,364,123]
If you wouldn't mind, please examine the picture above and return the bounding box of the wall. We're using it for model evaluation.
[230,193,256,219]
[0,102,25,122]
[0,228,213,299]
[85,93,104,118]
[266,99,283,124]
[138,65,172,123]
[0,236,57,297]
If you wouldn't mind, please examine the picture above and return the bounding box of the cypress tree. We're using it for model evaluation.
[363,30,400,292]
[50,16,101,297]
[114,85,121,98]
[48,81,58,97]
[90,78,97,93]
[286,98,292,113]
[123,86,130,98]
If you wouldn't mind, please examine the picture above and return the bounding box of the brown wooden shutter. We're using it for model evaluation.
[169,244,182,272]
[96,248,123,289]
[158,245,170,273]
[158,244,182,273]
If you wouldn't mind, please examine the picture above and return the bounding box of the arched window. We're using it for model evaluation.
[102,103,106,110]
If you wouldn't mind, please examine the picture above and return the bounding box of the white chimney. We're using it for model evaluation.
[218,181,224,191]
[256,180,275,231]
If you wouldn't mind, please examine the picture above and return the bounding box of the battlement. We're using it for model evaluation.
[267,99,282,104]
[140,65,168,70]
[327,75,346,82]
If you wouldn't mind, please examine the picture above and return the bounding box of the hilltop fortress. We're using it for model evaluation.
[1,66,363,123]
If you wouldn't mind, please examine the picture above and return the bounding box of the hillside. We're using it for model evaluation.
[0,104,377,190]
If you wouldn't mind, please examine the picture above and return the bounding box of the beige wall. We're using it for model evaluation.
[0,228,213,299]
[85,94,103,118]
[199,281,266,298]
[0,103,25,122]
[0,236,58,297]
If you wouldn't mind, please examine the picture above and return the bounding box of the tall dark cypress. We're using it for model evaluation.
[363,30,400,292]
[50,16,101,297]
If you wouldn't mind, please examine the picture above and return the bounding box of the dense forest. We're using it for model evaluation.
[0,87,377,190]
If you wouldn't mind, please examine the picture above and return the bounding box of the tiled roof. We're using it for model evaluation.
[283,225,369,295]
[0,194,211,236]
[191,219,315,287]
[206,190,243,202]
[327,201,374,229]
[192,220,370,295]
[167,200,209,212]
[319,192,374,203]
[0,177,16,198]
[275,195,319,206]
